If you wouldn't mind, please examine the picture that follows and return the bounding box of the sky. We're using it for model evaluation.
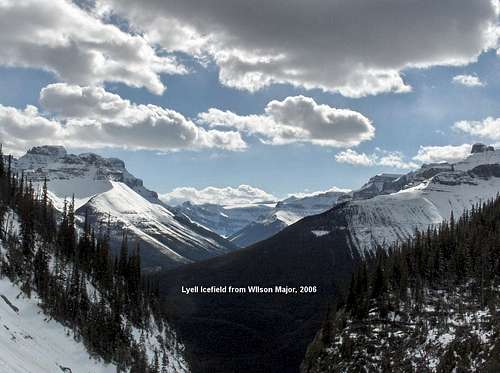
[0,0,499,204]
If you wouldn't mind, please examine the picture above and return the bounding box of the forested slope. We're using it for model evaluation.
[303,196,500,372]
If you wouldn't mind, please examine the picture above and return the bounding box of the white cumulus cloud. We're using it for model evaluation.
[0,83,247,155]
[412,144,472,163]
[335,149,375,166]
[198,96,374,147]
[287,186,351,199]
[0,105,63,155]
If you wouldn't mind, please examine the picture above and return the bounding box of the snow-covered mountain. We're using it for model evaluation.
[229,143,500,253]
[13,146,236,270]
[302,193,500,373]
[306,143,500,257]
[351,173,404,200]
[175,188,349,248]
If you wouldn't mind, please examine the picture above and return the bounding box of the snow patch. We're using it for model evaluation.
[311,230,330,237]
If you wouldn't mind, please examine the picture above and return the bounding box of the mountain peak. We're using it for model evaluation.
[471,143,495,154]
[16,146,160,202]
[27,145,67,158]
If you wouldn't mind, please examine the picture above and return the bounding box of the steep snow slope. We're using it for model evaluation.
[85,181,232,264]
[0,278,117,373]
[14,146,235,269]
[346,180,494,254]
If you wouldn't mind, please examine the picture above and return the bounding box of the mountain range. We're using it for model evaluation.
[174,142,500,253]
[8,143,500,372]
[174,187,349,247]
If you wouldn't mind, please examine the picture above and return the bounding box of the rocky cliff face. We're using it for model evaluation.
[17,145,158,201]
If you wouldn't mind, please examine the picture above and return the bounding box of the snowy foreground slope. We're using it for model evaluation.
[0,269,188,373]
[13,146,235,269]
[0,202,189,373]
[0,277,117,373]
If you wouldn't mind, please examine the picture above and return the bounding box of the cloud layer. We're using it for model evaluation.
[1,83,247,154]
[336,144,476,168]
[198,96,374,147]
[413,144,473,163]
[159,185,277,206]
[0,105,62,155]
[100,0,499,96]
[335,149,418,169]
[452,74,485,87]
[1,85,374,154]
[0,0,185,94]
[454,117,500,141]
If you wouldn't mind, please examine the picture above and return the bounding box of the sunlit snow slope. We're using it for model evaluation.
[0,278,116,373]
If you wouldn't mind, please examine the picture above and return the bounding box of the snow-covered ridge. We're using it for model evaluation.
[342,144,500,255]
[13,146,235,269]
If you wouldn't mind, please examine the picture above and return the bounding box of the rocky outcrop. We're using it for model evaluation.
[352,173,403,200]
[471,143,494,153]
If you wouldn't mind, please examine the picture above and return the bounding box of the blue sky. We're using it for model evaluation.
[0,0,499,202]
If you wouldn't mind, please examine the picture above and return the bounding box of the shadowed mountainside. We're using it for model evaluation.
[154,203,358,373]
